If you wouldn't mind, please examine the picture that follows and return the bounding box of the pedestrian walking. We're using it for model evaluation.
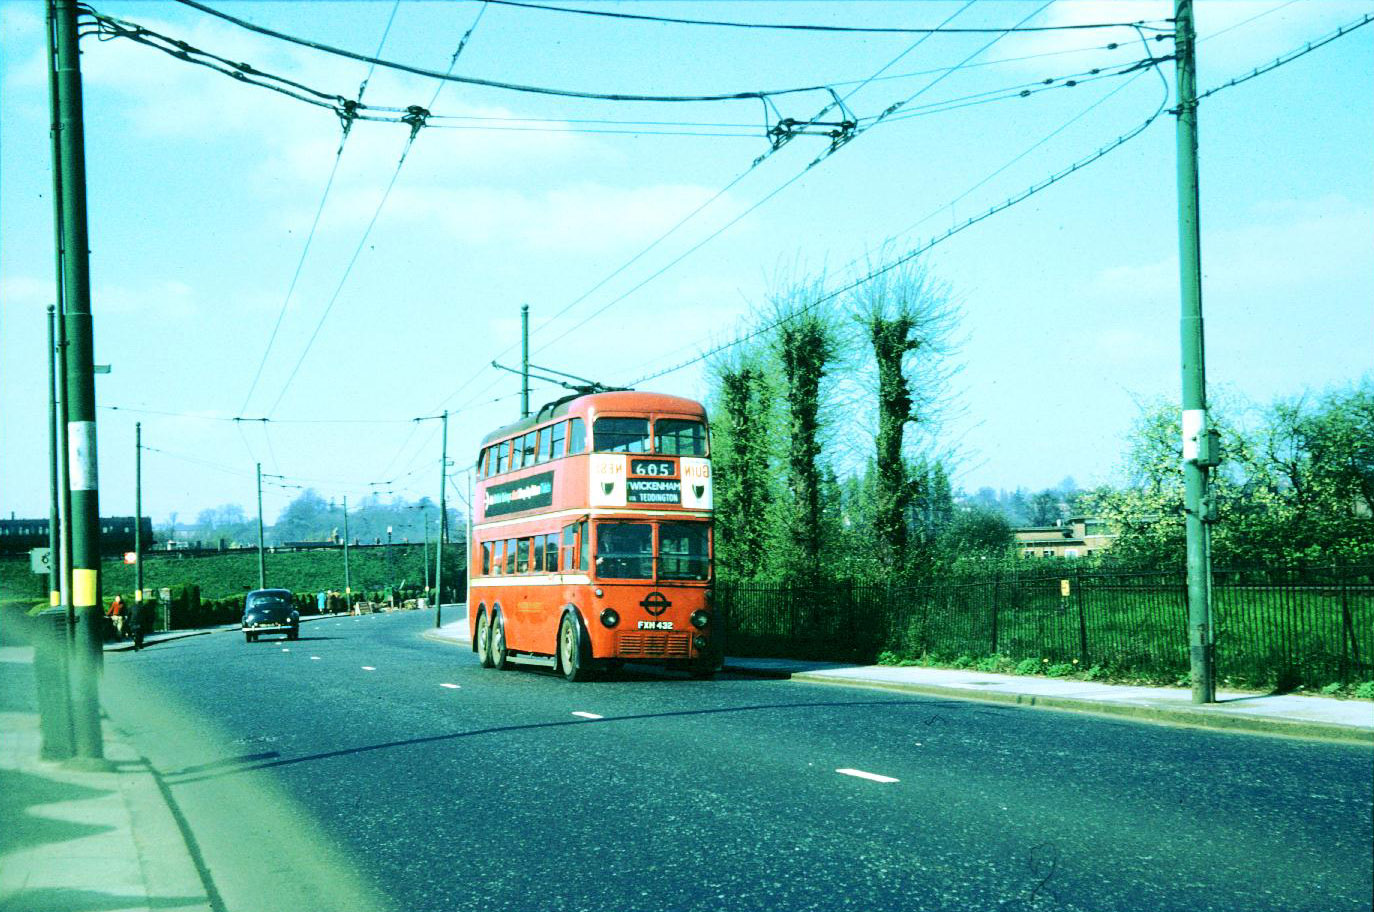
[107,594,126,638]
[129,599,149,650]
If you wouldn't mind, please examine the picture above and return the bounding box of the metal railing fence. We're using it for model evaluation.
[717,563,1373,688]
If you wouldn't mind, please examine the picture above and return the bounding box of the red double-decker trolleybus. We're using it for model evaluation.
[468,390,717,681]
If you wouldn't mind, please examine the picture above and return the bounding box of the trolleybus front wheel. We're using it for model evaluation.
[558,613,592,682]
[475,610,493,668]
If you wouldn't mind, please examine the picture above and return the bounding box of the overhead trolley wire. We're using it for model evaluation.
[1195,12,1373,102]
[236,0,402,417]
[263,3,489,418]
[626,7,1374,389]
[425,0,978,412]
[528,2,1049,364]
[628,53,1173,387]
[480,0,1170,35]
[166,0,868,104]
[515,1,977,368]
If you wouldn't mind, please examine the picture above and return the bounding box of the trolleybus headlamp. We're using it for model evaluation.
[600,608,620,628]
[690,609,710,629]
[594,588,604,598]
[693,636,708,650]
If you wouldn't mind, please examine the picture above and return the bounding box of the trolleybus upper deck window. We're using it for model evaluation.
[594,522,652,579]
[654,419,707,456]
[546,421,566,460]
[593,417,649,453]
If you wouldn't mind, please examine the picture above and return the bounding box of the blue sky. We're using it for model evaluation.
[2,1,1370,526]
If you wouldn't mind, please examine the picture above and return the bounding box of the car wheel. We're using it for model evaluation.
[475,611,493,668]
[558,613,592,682]
[490,612,509,670]
[289,625,299,641]
[245,632,256,643]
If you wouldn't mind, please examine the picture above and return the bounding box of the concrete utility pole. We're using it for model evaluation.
[256,463,266,589]
[1175,0,1217,704]
[435,410,448,628]
[134,422,143,603]
[521,303,530,419]
[47,306,61,607]
[342,495,351,612]
[52,0,106,765]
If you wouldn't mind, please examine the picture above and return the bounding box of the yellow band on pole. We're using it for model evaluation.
[73,568,98,608]
[135,589,143,602]
[50,590,60,607]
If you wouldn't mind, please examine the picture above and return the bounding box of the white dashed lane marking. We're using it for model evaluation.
[440,683,460,689]
[310,656,321,661]
[362,666,376,671]
[836,768,899,783]
[571,712,603,720]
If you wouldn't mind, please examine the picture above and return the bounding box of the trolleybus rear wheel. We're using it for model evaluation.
[490,612,509,670]
[475,610,493,668]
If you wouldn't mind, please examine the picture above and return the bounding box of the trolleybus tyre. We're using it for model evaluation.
[490,611,509,670]
[557,612,592,683]
[475,610,494,668]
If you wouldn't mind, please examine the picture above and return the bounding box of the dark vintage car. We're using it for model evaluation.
[242,588,300,643]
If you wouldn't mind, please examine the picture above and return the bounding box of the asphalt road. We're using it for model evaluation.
[102,610,1373,912]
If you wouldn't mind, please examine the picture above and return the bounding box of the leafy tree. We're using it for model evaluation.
[850,261,957,576]
[773,281,839,584]
[1083,382,1374,566]
[1026,489,1062,526]
[938,506,1013,560]
[711,353,775,580]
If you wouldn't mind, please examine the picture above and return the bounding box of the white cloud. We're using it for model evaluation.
[297,180,734,256]
[1093,193,1372,299]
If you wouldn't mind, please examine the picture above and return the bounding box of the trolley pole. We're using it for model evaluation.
[52,0,106,765]
[422,511,431,592]
[520,303,531,419]
[47,306,61,606]
[256,463,266,590]
[435,410,448,628]
[342,495,352,612]
[134,423,143,603]
[1175,0,1216,704]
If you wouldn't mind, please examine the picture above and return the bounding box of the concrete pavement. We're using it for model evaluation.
[0,647,213,912]
[424,614,1374,745]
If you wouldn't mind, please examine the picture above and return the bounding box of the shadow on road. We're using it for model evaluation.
[167,696,1011,785]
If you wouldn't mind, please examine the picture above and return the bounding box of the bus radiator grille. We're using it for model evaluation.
[617,631,692,658]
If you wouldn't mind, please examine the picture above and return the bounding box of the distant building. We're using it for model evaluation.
[1012,517,1114,559]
